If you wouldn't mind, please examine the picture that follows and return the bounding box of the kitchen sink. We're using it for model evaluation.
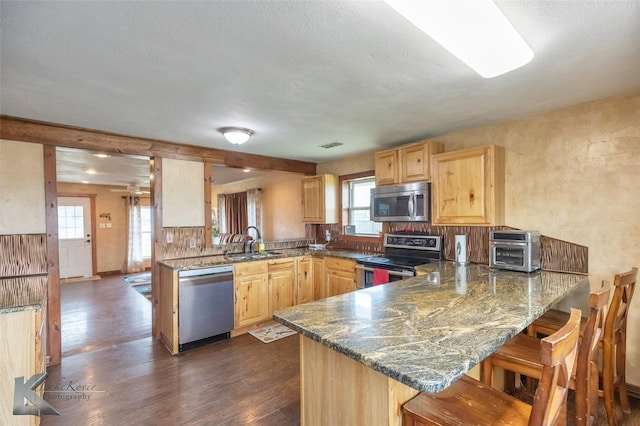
[224,251,282,261]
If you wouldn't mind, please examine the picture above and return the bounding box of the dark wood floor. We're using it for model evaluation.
[42,274,301,425]
[40,274,639,425]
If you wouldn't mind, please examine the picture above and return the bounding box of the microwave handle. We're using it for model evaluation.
[408,193,415,217]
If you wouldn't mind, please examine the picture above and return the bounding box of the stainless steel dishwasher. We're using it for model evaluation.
[178,265,234,351]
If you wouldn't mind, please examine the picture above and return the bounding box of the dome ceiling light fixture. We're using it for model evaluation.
[218,127,254,145]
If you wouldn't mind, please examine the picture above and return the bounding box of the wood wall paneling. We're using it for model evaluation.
[0,115,316,175]
[151,157,162,339]
[43,144,61,365]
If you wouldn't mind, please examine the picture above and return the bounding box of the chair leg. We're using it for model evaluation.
[603,340,617,426]
[616,330,631,414]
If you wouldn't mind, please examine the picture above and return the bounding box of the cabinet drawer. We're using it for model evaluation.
[268,258,295,271]
[324,257,355,273]
[234,260,268,277]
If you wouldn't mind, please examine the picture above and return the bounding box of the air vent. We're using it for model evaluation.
[319,142,343,149]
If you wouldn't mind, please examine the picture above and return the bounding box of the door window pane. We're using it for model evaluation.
[58,205,85,239]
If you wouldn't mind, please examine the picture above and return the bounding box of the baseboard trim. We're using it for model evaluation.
[628,383,640,400]
[100,267,151,277]
[99,270,123,277]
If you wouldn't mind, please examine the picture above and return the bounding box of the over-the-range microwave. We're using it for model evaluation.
[370,182,430,222]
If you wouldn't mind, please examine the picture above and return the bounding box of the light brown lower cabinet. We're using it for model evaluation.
[269,258,296,314]
[234,260,270,329]
[325,257,356,297]
[0,304,47,426]
[297,256,314,305]
[312,257,325,301]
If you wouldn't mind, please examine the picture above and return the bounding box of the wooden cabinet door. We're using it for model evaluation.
[375,149,399,186]
[269,259,296,313]
[302,175,338,224]
[159,264,179,354]
[302,175,324,222]
[312,257,325,301]
[400,141,443,183]
[297,256,314,305]
[327,269,356,297]
[234,261,269,328]
[431,144,504,225]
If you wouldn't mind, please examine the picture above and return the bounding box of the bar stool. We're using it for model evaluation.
[402,309,581,426]
[480,286,610,426]
[527,267,637,426]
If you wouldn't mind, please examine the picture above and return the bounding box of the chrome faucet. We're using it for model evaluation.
[244,226,262,253]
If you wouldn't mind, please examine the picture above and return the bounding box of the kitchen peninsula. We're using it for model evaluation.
[273,262,589,426]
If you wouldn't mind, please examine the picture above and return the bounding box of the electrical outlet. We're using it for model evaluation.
[189,238,197,249]
[166,232,173,243]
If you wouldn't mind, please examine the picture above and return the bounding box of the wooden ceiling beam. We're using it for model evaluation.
[0,115,317,175]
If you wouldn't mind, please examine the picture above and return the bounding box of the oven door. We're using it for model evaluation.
[489,242,534,272]
[355,264,414,289]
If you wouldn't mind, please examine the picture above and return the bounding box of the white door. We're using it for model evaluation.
[58,197,93,279]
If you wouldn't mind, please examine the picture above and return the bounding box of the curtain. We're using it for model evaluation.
[217,194,226,233]
[122,196,145,274]
[247,188,263,231]
[224,191,248,234]
[217,188,261,235]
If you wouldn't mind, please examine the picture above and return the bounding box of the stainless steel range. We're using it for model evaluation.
[355,232,443,288]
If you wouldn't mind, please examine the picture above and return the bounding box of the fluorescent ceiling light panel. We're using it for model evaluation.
[385,0,534,78]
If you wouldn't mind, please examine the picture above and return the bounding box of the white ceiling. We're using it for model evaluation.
[2,1,640,184]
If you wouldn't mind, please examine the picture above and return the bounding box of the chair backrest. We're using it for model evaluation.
[529,308,581,426]
[603,267,637,345]
[575,286,611,425]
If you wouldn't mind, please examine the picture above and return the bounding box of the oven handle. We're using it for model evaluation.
[355,264,414,277]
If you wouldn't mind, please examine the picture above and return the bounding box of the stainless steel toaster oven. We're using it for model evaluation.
[489,230,541,272]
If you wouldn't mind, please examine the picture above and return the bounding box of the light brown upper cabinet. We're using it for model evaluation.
[375,140,444,186]
[302,174,338,224]
[431,144,505,226]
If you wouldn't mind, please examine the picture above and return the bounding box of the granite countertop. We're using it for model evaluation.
[273,261,589,393]
[0,302,44,314]
[160,248,371,271]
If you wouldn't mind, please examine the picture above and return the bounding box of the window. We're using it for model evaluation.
[343,176,382,236]
[141,206,152,259]
[58,205,85,239]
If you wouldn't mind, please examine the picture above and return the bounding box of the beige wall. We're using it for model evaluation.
[162,158,205,227]
[0,139,46,234]
[319,92,640,386]
[212,172,306,241]
[57,183,151,273]
[316,152,375,176]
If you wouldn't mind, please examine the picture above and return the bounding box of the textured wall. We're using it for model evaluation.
[317,92,640,385]
[162,158,204,227]
[316,151,375,176]
[0,139,46,234]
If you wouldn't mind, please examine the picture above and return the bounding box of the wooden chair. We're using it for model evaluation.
[480,286,610,426]
[527,267,637,426]
[402,309,581,426]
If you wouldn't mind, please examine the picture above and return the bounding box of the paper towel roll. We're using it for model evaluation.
[455,234,467,265]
